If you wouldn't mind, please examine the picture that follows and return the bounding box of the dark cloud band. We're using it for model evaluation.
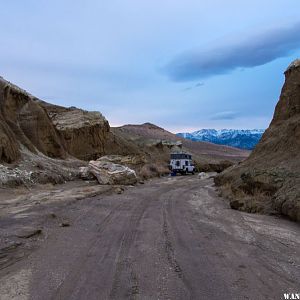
[164,22,300,81]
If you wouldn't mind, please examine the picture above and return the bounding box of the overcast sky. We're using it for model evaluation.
[1,1,300,132]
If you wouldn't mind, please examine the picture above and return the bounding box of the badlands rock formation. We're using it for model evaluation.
[0,78,66,163]
[0,76,249,186]
[0,77,140,185]
[215,59,300,222]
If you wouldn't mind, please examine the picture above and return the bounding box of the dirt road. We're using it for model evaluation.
[1,176,300,299]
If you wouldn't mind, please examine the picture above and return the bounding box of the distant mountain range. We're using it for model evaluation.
[177,129,265,150]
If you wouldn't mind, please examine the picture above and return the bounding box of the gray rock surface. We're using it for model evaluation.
[88,160,137,185]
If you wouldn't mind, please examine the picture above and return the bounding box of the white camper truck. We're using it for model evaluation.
[169,152,195,175]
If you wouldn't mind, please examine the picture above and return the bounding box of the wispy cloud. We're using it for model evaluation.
[210,111,238,120]
[183,82,204,91]
[165,22,300,81]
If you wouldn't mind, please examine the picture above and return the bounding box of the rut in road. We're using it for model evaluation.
[51,199,130,299]
[109,194,151,299]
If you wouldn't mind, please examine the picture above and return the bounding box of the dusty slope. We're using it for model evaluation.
[113,123,249,171]
[215,59,300,222]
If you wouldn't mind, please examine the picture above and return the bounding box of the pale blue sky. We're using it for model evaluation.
[1,1,300,132]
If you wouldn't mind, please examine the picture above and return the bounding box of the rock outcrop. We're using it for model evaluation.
[0,77,140,186]
[88,160,137,185]
[215,59,300,221]
[39,101,111,161]
[0,77,140,166]
[0,78,66,162]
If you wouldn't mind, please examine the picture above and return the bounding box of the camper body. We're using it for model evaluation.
[169,153,195,175]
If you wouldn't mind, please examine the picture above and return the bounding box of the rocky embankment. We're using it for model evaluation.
[0,77,142,186]
[215,59,300,222]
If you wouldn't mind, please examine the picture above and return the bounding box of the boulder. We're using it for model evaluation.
[79,166,95,180]
[15,227,42,238]
[198,172,209,179]
[97,155,146,166]
[88,160,137,185]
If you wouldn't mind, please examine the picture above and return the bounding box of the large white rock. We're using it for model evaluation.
[198,172,209,179]
[88,160,137,185]
[79,167,90,179]
[198,172,218,179]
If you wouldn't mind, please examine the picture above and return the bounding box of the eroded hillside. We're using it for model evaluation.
[114,123,249,172]
[215,59,300,222]
[0,77,249,186]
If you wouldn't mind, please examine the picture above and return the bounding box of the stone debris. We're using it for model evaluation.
[88,160,137,185]
[115,187,125,194]
[0,164,33,186]
[59,222,70,227]
[15,227,42,239]
[198,172,209,179]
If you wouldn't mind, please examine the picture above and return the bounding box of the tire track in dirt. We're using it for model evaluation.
[50,198,133,300]
[109,194,152,300]
[160,190,194,299]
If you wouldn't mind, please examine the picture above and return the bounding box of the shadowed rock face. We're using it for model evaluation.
[0,78,66,162]
[0,78,138,166]
[215,59,300,222]
[39,101,111,161]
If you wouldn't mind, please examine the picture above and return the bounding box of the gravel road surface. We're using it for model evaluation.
[0,176,299,300]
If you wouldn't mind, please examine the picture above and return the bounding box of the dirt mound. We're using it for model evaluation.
[215,59,300,221]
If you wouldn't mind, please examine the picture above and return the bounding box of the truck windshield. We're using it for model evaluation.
[171,154,192,159]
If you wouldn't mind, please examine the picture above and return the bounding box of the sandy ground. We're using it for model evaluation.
[0,176,299,299]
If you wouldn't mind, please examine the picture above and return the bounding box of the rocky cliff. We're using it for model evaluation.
[39,101,140,161]
[0,77,141,186]
[0,77,141,163]
[0,78,67,163]
[215,59,300,222]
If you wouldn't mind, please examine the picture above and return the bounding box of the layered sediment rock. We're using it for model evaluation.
[0,78,139,166]
[88,160,137,185]
[0,78,66,162]
[39,102,111,161]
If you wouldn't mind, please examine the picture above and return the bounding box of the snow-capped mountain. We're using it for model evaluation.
[177,129,265,150]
